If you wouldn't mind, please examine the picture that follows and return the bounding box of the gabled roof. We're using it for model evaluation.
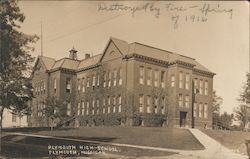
[38,56,56,70]
[78,54,102,69]
[51,58,80,70]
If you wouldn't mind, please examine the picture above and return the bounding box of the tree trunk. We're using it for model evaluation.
[0,106,4,130]
[50,119,54,131]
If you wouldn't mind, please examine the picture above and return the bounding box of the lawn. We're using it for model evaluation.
[33,126,204,150]
[201,129,250,155]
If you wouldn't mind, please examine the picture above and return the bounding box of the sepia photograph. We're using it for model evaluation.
[0,0,249,158]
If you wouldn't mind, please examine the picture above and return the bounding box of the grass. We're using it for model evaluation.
[33,126,204,150]
[201,129,250,155]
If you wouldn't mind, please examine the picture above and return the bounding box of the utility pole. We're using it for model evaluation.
[41,20,43,56]
[191,80,195,128]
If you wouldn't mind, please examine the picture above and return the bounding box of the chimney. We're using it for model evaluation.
[85,53,90,59]
[69,47,78,60]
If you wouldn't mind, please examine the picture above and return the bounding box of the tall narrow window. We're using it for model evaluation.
[199,103,202,118]
[103,97,106,114]
[108,96,111,113]
[194,102,197,117]
[179,72,183,89]
[86,101,89,115]
[92,99,95,115]
[119,68,122,85]
[185,74,190,90]
[113,96,116,113]
[179,94,183,107]
[12,113,17,122]
[200,80,203,95]
[96,99,100,115]
[204,103,208,118]
[67,102,71,116]
[147,68,152,86]
[113,69,117,86]
[118,95,122,112]
[43,80,46,93]
[194,78,198,94]
[77,79,81,91]
[185,95,189,107]
[146,96,151,113]
[77,102,81,115]
[97,75,100,87]
[66,78,71,93]
[161,97,166,114]
[139,95,144,113]
[161,71,165,88]
[154,70,159,87]
[87,77,90,88]
[139,66,144,85]
[54,79,57,93]
[81,101,85,115]
[171,75,175,87]
[92,75,96,87]
[82,78,85,92]
[154,96,158,114]
[108,71,111,87]
[103,72,106,88]
[205,81,208,95]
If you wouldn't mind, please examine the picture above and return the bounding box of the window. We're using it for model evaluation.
[86,77,90,88]
[139,95,144,113]
[199,103,202,118]
[179,94,183,107]
[92,75,96,87]
[108,106,110,113]
[97,75,100,87]
[82,78,85,92]
[12,113,17,122]
[66,78,71,93]
[77,79,81,91]
[161,71,165,88]
[108,71,111,87]
[171,75,175,87]
[108,96,111,105]
[179,72,183,89]
[194,102,197,117]
[194,78,198,94]
[54,79,57,93]
[113,69,117,86]
[42,104,46,116]
[204,104,208,118]
[113,96,116,113]
[77,102,81,115]
[146,96,151,113]
[154,96,158,114]
[86,101,89,115]
[92,99,95,115]
[200,80,203,95]
[185,74,190,90]
[119,68,122,85]
[154,70,159,87]
[185,95,189,107]
[67,102,71,116]
[103,72,106,88]
[97,99,100,115]
[139,66,144,84]
[147,68,152,86]
[161,97,166,114]
[118,95,122,112]
[81,101,85,115]
[205,81,208,95]
[43,80,46,93]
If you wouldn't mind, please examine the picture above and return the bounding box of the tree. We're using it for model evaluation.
[0,0,38,128]
[234,73,250,130]
[41,96,67,131]
[212,91,223,128]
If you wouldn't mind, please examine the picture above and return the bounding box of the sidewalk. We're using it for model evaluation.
[187,128,248,159]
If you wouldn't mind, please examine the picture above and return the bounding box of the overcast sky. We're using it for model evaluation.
[18,1,249,113]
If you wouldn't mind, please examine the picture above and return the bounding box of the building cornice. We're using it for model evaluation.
[77,63,101,73]
[123,53,169,67]
[193,68,216,77]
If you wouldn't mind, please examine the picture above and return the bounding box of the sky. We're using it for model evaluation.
[18,1,249,113]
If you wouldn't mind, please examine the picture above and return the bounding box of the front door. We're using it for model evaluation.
[180,111,187,127]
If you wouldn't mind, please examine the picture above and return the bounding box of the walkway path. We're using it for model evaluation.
[186,128,248,159]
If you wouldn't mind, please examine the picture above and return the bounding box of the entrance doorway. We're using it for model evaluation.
[180,111,187,127]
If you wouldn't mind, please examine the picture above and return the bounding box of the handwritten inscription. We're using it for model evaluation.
[97,2,233,29]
